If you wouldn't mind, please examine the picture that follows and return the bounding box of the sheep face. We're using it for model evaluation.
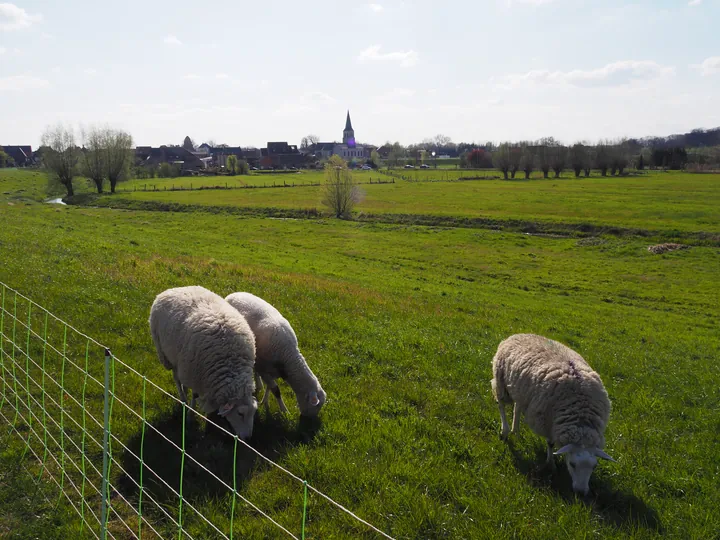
[565,449,598,495]
[297,387,326,417]
[219,398,258,440]
[555,445,615,495]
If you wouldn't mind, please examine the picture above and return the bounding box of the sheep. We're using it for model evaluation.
[225,292,326,417]
[149,286,257,439]
[491,333,615,495]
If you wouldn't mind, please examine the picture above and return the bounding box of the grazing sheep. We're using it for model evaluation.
[491,333,615,495]
[149,286,257,439]
[225,292,326,417]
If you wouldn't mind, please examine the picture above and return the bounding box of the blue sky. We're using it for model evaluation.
[1,0,719,148]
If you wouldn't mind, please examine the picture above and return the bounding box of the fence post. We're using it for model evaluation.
[101,348,111,540]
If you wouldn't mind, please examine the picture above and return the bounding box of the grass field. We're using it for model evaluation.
[109,172,720,236]
[0,168,719,539]
[117,169,492,192]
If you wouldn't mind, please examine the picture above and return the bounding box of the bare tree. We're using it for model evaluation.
[610,139,629,175]
[41,124,79,197]
[536,143,551,178]
[569,143,587,177]
[81,126,106,193]
[493,143,511,179]
[509,144,522,179]
[595,141,611,176]
[104,129,133,193]
[322,155,362,218]
[550,144,567,178]
[300,134,320,151]
[520,143,535,179]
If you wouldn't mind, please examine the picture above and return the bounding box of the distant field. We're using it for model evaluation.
[111,172,720,234]
[118,168,493,192]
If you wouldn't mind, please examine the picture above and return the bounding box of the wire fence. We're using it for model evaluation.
[0,281,394,539]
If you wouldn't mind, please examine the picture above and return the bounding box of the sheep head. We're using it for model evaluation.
[218,397,258,440]
[554,444,615,495]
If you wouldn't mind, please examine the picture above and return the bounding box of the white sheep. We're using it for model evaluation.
[149,286,257,439]
[491,333,615,495]
[225,292,326,417]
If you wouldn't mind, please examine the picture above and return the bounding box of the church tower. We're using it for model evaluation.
[343,110,355,147]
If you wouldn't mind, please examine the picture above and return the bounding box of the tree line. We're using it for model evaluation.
[40,124,133,197]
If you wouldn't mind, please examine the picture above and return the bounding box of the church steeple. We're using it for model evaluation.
[343,110,355,147]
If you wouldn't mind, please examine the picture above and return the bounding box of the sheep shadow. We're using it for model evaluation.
[116,403,321,503]
[506,439,663,533]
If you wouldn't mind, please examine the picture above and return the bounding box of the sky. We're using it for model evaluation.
[1,0,719,148]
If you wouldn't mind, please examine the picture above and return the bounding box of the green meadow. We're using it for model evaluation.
[0,168,718,539]
[111,171,720,235]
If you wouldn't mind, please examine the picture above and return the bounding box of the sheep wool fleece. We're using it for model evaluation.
[149,286,256,412]
[491,334,610,449]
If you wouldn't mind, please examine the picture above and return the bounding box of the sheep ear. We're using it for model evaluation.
[594,449,616,462]
[218,403,235,417]
[554,444,575,456]
[308,392,320,407]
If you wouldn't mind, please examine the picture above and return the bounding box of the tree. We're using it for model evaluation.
[550,145,567,178]
[520,144,535,179]
[387,142,406,169]
[509,144,522,179]
[322,155,362,218]
[81,126,107,193]
[536,144,551,178]
[227,155,239,175]
[467,148,492,168]
[104,129,133,193]
[41,124,79,197]
[237,159,249,175]
[300,134,320,150]
[370,149,380,168]
[610,140,629,175]
[638,153,645,170]
[595,141,611,176]
[0,147,13,168]
[569,143,588,177]
[493,143,511,179]
[182,136,196,151]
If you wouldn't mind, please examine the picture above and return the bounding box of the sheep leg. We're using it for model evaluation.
[546,440,556,470]
[498,402,511,440]
[511,402,521,434]
[267,380,289,414]
[255,372,266,402]
[173,371,187,403]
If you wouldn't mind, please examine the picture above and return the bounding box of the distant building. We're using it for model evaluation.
[136,146,205,172]
[1,145,33,166]
[260,142,305,169]
[196,144,261,168]
[308,111,371,162]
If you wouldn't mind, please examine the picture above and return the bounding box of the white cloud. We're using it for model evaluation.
[51,66,61,73]
[0,74,49,91]
[215,73,230,79]
[0,3,42,30]
[357,45,419,67]
[273,91,337,116]
[377,88,416,101]
[692,56,720,76]
[0,47,5,55]
[368,3,383,12]
[497,60,674,89]
[163,34,182,46]
[84,68,97,76]
[183,73,200,80]
[688,0,702,5]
